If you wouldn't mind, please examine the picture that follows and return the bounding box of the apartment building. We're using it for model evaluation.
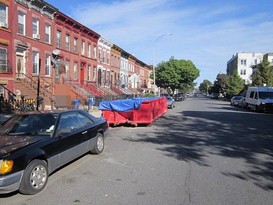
[1,0,153,110]
[227,52,263,84]
[0,0,14,97]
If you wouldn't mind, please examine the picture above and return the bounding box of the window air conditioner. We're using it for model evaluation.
[33,34,40,39]
[0,22,8,28]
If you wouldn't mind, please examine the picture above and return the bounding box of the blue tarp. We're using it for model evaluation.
[99,97,160,112]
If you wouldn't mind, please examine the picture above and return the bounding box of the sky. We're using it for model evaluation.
[46,0,273,85]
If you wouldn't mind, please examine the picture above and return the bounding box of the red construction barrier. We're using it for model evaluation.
[101,97,167,126]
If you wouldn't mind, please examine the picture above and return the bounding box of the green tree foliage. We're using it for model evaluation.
[211,73,228,94]
[251,60,273,86]
[199,79,212,93]
[226,70,245,97]
[155,57,200,93]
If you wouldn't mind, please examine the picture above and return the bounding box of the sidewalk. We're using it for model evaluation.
[88,107,102,118]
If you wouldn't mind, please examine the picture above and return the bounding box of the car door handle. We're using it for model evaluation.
[82,131,87,135]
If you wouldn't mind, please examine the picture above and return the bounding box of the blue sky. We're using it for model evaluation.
[46,0,273,85]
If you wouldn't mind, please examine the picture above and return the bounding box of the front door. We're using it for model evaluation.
[80,64,85,85]
[16,55,25,79]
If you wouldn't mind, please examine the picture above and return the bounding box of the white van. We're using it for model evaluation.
[245,86,273,112]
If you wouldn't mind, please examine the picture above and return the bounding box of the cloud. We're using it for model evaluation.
[49,0,273,84]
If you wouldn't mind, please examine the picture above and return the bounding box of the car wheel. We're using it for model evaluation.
[91,133,104,154]
[19,159,48,195]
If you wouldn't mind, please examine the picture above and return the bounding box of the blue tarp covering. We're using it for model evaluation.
[99,97,160,112]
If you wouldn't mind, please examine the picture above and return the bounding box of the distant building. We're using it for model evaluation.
[251,53,273,75]
[226,52,263,84]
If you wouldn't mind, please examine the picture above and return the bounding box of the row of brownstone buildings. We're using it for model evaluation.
[0,0,153,108]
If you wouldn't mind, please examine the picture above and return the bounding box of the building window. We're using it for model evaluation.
[240,59,246,65]
[32,18,39,36]
[87,65,91,81]
[93,46,96,59]
[45,24,51,43]
[240,69,246,75]
[56,30,61,48]
[32,51,39,74]
[98,49,101,61]
[103,52,106,63]
[93,66,96,81]
[87,44,91,58]
[45,54,50,76]
[0,48,7,72]
[0,3,8,27]
[81,41,85,55]
[65,60,69,79]
[18,11,25,35]
[107,53,110,64]
[73,38,78,53]
[65,34,70,51]
[73,62,78,80]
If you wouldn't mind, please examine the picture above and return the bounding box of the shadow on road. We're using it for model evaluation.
[125,106,273,191]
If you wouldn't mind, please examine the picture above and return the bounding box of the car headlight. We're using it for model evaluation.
[0,160,14,174]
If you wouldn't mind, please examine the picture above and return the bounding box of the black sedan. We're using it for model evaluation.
[0,110,109,195]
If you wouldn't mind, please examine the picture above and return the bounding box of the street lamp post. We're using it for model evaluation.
[152,33,172,95]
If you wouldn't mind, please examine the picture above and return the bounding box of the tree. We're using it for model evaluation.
[199,80,212,94]
[251,60,273,86]
[211,73,228,94]
[226,70,245,97]
[155,57,200,93]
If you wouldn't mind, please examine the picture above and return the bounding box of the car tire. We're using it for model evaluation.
[19,159,48,195]
[91,133,104,154]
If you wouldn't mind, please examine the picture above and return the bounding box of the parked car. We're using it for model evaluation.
[0,110,109,195]
[230,96,243,106]
[210,93,219,99]
[166,96,175,109]
[0,113,13,126]
[173,93,186,101]
[238,97,246,108]
[245,86,273,112]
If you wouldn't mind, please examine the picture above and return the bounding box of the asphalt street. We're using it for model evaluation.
[1,96,273,205]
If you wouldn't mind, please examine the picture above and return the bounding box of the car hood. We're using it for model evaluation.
[0,135,40,157]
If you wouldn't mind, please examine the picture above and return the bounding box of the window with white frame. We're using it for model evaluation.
[0,3,8,27]
[73,62,78,80]
[98,49,101,60]
[65,34,70,51]
[56,30,61,48]
[81,41,85,55]
[87,65,91,81]
[65,60,69,79]
[93,46,96,58]
[32,51,39,74]
[103,52,106,63]
[73,38,78,53]
[45,24,51,43]
[18,11,25,35]
[0,47,7,72]
[107,53,110,64]
[45,54,51,76]
[240,59,246,65]
[93,66,96,81]
[87,44,91,58]
[240,69,246,75]
[32,18,39,36]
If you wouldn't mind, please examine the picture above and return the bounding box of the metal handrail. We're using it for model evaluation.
[16,73,55,102]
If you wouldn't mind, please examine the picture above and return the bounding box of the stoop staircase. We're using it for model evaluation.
[14,74,55,109]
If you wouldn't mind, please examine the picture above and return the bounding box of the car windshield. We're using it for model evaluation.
[259,92,273,99]
[0,113,58,136]
[233,96,242,100]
